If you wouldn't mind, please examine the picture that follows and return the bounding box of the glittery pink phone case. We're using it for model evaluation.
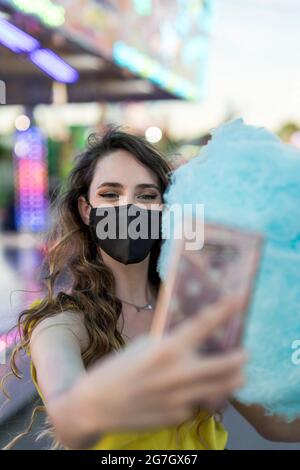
[151,222,263,353]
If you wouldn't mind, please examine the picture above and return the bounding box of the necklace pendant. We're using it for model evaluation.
[135,304,153,312]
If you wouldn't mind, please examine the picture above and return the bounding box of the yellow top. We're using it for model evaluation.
[27,301,228,450]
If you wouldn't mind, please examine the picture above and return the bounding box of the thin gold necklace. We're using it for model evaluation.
[119,297,154,313]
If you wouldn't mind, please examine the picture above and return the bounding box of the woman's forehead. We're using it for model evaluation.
[91,149,159,186]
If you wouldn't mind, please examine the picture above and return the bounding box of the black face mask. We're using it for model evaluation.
[87,202,162,265]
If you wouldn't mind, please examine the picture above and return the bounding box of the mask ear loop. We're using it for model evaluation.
[84,194,93,208]
[84,195,95,240]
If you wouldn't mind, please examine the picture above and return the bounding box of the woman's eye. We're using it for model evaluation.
[99,192,119,199]
[137,194,158,200]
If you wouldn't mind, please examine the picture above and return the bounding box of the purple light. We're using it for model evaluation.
[0,20,78,83]
[0,18,40,53]
[14,127,49,232]
[30,48,79,83]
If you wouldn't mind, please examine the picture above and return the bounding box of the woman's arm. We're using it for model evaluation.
[30,311,102,449]
[232,399,300,442]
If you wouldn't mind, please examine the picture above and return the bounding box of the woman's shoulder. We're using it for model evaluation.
[28,300,90,353]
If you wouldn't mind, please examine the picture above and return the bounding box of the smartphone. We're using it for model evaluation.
[151,221,263,354]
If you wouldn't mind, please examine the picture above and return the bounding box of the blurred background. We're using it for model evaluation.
[0,0,300,450]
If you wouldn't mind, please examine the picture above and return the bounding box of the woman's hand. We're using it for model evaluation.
[50,297,247,448]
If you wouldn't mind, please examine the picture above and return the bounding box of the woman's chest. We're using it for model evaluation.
[117,306,155,341]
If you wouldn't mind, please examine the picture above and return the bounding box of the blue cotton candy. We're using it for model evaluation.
[158,118,300,419]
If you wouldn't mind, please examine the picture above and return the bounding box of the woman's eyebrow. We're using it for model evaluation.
[97,182,123,189]
[97,182,160,191]
[136,183,160,191]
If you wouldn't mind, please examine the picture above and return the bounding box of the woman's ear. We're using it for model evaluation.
[78,195,91,226]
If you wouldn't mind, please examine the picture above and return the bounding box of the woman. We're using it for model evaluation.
[5,129,300,449]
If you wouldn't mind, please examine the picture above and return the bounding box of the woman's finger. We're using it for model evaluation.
[163,349,247,389]
[148,349,246,395]
[168,372,245,409]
